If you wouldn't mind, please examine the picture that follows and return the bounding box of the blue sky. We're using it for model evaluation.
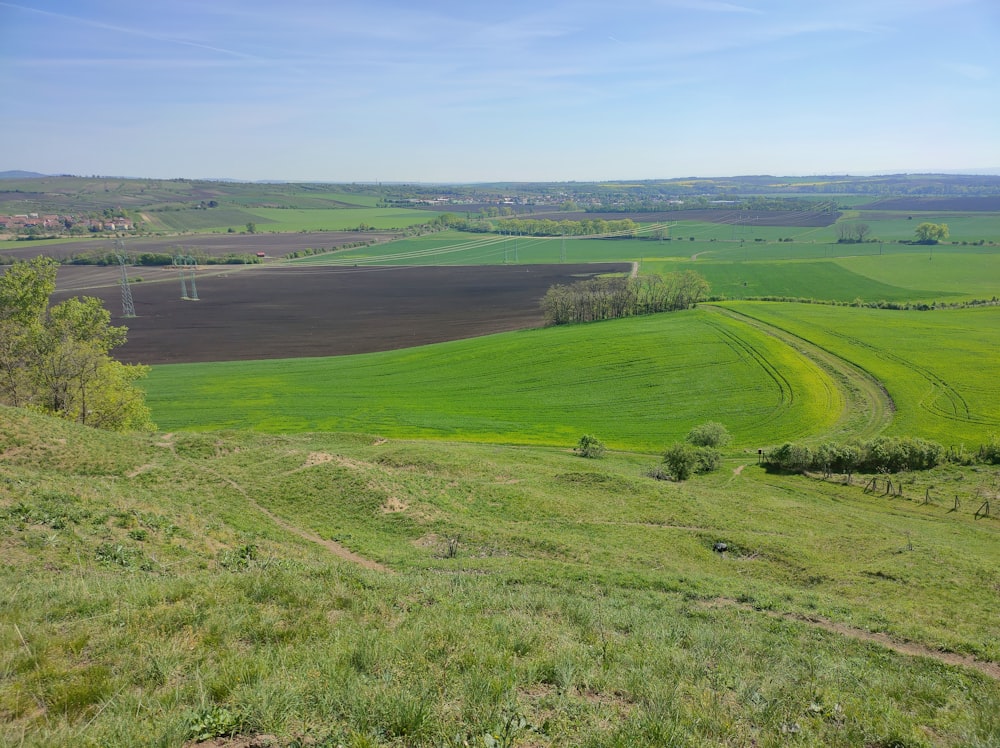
[1,0,997,182]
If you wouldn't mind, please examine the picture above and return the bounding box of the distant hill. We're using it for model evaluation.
[0,170,49,179]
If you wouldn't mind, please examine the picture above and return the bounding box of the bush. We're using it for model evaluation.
[686,421,732,448]
[575,434,606,459]
[661,443,721,481]
[981,434,1000,464]
[765,436,944,474]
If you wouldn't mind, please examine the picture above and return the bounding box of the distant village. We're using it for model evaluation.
[0,212,135,235]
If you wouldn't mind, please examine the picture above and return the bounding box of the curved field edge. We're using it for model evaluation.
[705,304,894,442]
[2,410,998,746]
[142,309,842,451]
[719,302,1000,445]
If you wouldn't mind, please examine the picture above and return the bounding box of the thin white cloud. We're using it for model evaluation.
[0,1,258,59]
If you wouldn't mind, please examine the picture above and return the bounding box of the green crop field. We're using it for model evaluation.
[244,207,443,232]
[835,252,1000,299]
[146,207,272,232]
[720,303,1000,445]
[143,310,841,451]
[646,260,952,303]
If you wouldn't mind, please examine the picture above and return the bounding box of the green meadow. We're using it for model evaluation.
[244,207,444,232]
[720,303,1000,445]
[143,310,840,451]
[2,408,998,747]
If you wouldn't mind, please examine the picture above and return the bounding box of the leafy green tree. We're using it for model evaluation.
[686,421,732,448]
[0,257,153,430]
[914,222,949,243]
[246,222,257,234]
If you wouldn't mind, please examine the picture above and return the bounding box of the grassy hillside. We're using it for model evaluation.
[143,309,844,450]
[1,408,998,747]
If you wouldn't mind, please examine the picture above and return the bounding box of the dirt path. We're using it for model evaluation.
[194,461,391,573]
[704,597,999,681]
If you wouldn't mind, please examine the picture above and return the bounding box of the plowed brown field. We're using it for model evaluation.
[51,263,628,365]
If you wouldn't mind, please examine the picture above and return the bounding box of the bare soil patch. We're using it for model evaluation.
[1,231,393,262]
[51,263,627,364]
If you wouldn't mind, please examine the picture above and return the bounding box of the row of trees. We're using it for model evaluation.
[541,272,709,325]
[0,257,153,430]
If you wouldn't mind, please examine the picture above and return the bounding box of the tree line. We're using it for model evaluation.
[541,271,709,325]
[431,213,642,238]
[0,257,153,431]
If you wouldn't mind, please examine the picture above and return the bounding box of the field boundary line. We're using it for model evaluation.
[705,304,894,441]
[702,597,999,681]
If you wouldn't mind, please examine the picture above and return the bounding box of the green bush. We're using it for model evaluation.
[661,443,720,481]
[766,436,944,474]
[575,434,606,458]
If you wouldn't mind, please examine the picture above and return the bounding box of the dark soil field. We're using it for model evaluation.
[51,263,628,365]
[0,231,393,262]
[523,209,840,226]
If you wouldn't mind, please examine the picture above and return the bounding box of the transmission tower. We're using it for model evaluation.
[174,254,199,301]
[114,239,136,318]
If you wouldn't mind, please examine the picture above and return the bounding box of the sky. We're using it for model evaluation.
[1,0,998,182]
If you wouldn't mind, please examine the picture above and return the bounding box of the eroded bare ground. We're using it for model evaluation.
[702,597,1000,681]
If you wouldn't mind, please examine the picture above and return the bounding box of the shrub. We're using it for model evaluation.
[686,421,732,448]
[575,434,606,459]
[980,434,1000,464]
[661,443,720,481]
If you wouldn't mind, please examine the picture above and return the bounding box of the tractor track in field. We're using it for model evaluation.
[704,305,894,441]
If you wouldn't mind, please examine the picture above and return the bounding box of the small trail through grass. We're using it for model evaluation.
[703,597,1000,681]
[706,304,894,442]
[211,465,391,572]
[157,435,390,572]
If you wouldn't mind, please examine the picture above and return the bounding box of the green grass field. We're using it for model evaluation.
[2,409,997,746]
[143,309,840,451]
[720,303,1000,445]
[244,207,443,232]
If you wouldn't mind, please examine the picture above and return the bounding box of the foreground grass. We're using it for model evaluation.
[143,309,840,451]
[1,409,998,747]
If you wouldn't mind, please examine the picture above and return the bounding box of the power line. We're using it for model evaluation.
[113,239,136,318]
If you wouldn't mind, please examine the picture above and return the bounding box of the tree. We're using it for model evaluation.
[686,421,732,448]
[836,222,871,243]
[246,222,257,234]
[0,257,153,430]
[914,222,948,244]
